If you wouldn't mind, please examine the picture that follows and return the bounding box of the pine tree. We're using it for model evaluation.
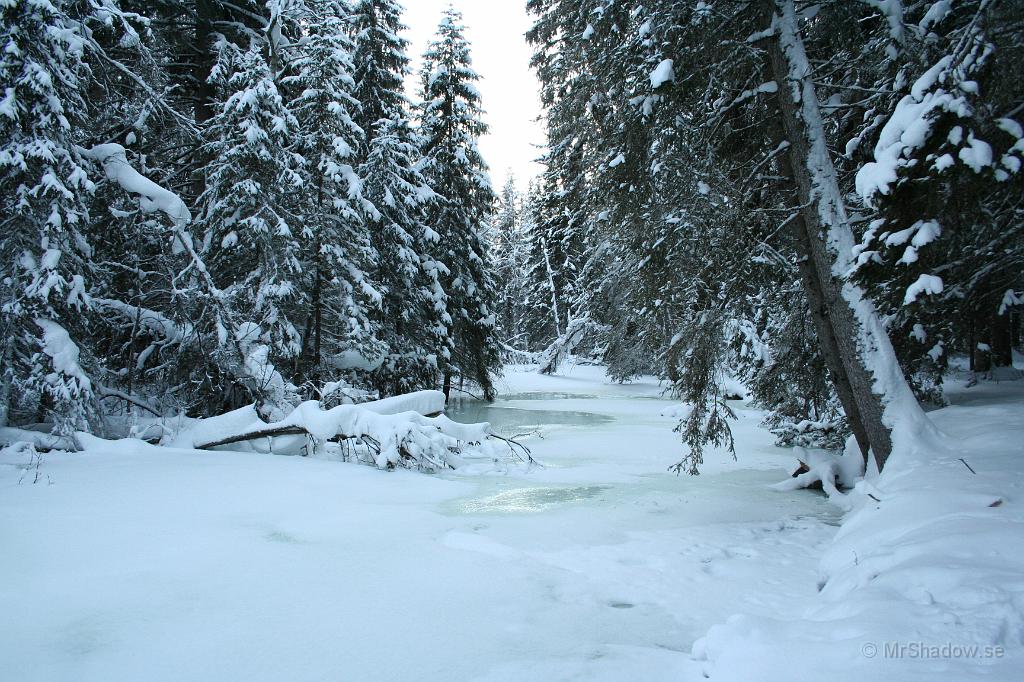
[490,175,532,351]
[286,0,382,390]
[0,0,102,431]
[850,0,1024,385]
[350,0,447,396]
[417,7,500,400]
[198,37,305,413]
[361,113,448,395]
[350,0,410,149]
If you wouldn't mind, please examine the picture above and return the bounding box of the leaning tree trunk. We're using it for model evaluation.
[764,98,873,460]
[764,0,932,471]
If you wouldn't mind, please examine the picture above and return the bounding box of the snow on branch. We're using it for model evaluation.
[772,441,865,509]
[35,319,92,394]
[79,144,214,279]
[81,144,191,226]
[91,298,191,345]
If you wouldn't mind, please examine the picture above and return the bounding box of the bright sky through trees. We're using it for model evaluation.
[403,1,545,192]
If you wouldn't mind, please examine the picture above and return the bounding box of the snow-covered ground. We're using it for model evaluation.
[1,364,1021,680]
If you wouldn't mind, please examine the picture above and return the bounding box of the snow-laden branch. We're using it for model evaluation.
[80,144,191,226]
[81,144,291,410]
[91,298,191,345]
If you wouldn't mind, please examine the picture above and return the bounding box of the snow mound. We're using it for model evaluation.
[693,386,1024,680]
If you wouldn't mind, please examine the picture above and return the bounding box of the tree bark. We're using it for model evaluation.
[764,101,873,459]
[763,0,933,469]
[194,0,221,124]
[992,309,1012,367]
[0,342,11,428]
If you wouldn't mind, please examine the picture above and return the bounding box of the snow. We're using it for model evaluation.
[35,318,91,392]
[920,1,952,31]
[1000,289,1022,315]
[0,365,831,680]
[903,273,944,304]
[770,438,864,506]
[178,390,480,470]
[996,117,1023,139]
[933,152,954,171]
[3,365,1022,680]
[693,376,1024,681]
[855,55,973,201]
[649,59,674,89]
[958,133,993,172]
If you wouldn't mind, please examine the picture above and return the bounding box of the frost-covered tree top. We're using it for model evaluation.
[350,0,412,144]
[287,0,369,220]
[418,6,489,170]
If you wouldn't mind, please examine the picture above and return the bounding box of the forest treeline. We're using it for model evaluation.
[492,0,1023,471]
[3,0,1022,474]
[1,0,500,434]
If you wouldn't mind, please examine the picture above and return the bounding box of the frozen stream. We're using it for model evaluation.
[423,365,841,679]
[444,370,838,523]
[0,364,841,682]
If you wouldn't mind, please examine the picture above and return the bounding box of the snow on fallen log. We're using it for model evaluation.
[771,439,865,508]
[188,391,527,472]
[0,427,79,452]
[358,390,446,417]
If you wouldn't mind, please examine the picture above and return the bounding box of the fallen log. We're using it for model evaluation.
[188,391,533,471]
[194,425,310,451]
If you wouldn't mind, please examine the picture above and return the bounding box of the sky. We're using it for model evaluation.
[401,1,546,193]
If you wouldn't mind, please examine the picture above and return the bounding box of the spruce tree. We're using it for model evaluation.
[417,7,500,400]
[0,0,101,431]
[286,0,382,390]
[198,37,305,413]
[350,0,411,149]
[490,175,532,353]
[350,0,447,395]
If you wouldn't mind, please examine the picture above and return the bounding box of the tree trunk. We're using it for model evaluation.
[313,258,323,368]
[992,309,1012,367]
[764,98,873,460]
[194,0,221,125]
[541,236,562,337]
[764,0,930,470]
[0,342,11,428]
[1010,310,1020,351]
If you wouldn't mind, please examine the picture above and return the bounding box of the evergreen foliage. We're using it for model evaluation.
[0,0,504,433]
[417,7,500,400]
